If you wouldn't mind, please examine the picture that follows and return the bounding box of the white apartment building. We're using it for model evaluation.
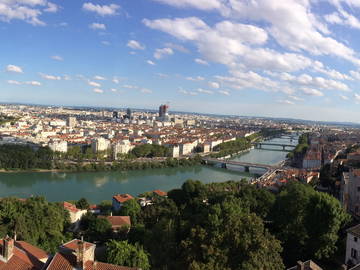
[343,169,360,217]
[113,140,134,159]
[91,137,110,153]
[49,140,68,153]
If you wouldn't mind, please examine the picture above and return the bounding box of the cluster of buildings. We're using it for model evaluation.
[0,104,297,159]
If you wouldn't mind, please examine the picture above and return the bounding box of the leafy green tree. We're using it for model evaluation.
[76,198,90,210]
[106,240,150,270]
[119,199,141,224]
[270,182,350,265]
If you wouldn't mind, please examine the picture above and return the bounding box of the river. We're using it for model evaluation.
[0,135,298,203]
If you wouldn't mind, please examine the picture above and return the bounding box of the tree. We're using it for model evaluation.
[119,199,141,224]
[270,181,350,265]
[76,198,90,210]
[85,215,112,242]
[106,240,150,270]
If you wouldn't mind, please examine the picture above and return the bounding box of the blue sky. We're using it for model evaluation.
[2,0,360,122]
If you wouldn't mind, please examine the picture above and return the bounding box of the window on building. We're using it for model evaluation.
[356,206,359,214]
[355,237,358,242]
[352,248,358,259]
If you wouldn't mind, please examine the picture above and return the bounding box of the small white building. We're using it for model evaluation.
[346,224,360,266]
[91,137,110,153]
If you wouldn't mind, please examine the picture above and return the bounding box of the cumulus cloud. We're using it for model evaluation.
[82,3,120,16]
[7,80,21,85]
[26,81,41,86]
[186,76,205,81]
[208,81,220,89]
[40,73,61,80]
[0,0,48,25]
[147,60,156,65]
[127,40,145,50]
[300,87,324,97]
[154,48,174,59]
[152,0,225,11]
[219,90,230,96]
[93,88,104,93]
[44,2,59,13]
[278,100,295,105]
[6,64,23,73]
[198,88,213,94]
[144,17,316,72]
[195,58,209,65]
[89,23,106,30]
[94,75,106,80]
[88,81,101,87]
[51,55,63,61]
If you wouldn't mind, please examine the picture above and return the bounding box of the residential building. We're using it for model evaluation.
[346,224,360,266]
[63,202,87,231]
[287,260,323,270]
[112,194,134,211]
[91,137,110,153]
[48,140,68,153]
[99,215,131,232]
[46,239,138,270]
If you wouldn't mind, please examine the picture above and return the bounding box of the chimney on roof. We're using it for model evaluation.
[296,261,305,270]
[76,240,86,269]
[2,236,14,262]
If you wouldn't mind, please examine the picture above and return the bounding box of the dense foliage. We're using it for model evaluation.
[0,197,70,253]
[270,181,350,265]
[211,137,253,158]
[0,145,53,170]
[131,144,171,158]
[106,240,150,270]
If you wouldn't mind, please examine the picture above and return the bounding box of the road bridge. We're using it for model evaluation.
[252,142,296,151]
[203,158,275,172]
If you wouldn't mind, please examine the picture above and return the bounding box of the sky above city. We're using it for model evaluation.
[3,0,360,122]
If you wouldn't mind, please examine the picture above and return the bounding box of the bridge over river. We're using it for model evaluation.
[252,142,296,151]
[203,158,276,172]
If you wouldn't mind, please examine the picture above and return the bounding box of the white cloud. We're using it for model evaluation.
[89,23,106,30]
[6,64,23,73]
[82,3,120,16]
[88,81,101,87]
[7,80,21,85]
[208,81,220,89]
[63,75,71,80]
[93,88,104,93]
[111,88,117,92]
[278,100,295,105]
[94,75,106,80]
[51,55,63,61]
[219,90,230,96]
[101,41,110,46]
[186,76,205,81]
[154,47,174,59]
[0,0,47,25]
[44,2,59,13]
[153,0,226,11]
[195,58,209,65]
[40,73,61,80]
[147,60,156,65]
[144,17,316,72]
[288,95,304,101]
[354,93,360,102]
[141,88,152,94]
[198,88,213,94]
[127,40,145,50]
[300,87,324,97]
[340,94,349,100]
[165,43,189,53]
[26,81,41,86]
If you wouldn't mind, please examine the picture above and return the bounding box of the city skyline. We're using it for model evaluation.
[2,1,360,122]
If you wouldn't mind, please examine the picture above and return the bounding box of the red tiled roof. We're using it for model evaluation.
[61,239,94,252]
[0,239,45,270]
[15,241,48,260]
[62,202,80,213]
[153,190,167,197]
[99,216,131,228]
[112,194,134,204]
